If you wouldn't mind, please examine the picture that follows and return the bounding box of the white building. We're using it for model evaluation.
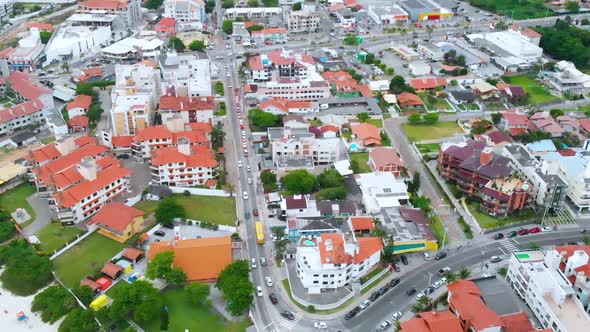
[256,78,331,101]
[0,28,45,72]
[110,94,152,136]
[158,52,212,97]
[548,61,590,95]
[540,152,590,213]
[0,0,13,21]
[77,0,142,27]
[163,0,205,31]
[355,172,409,213]
[287,9,320,33]
[251,28,288,45]
[267,127,345,165]
[408,62,431,76]
[101,37,164,59]
[224,7,282,20]
[368,4,409,25]
[295,232,383,294]
[466,31,543,63]
[159,95,215,124]
[507,250,590,332]
[112,63,161,108]
[334,8,355,29]
[43,25,111,67]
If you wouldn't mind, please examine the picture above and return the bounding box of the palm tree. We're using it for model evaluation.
[224,183,235,197]
[458,268,471,280]
[400,28,408,42]
[444,272,458,283]
[412,296,432,314]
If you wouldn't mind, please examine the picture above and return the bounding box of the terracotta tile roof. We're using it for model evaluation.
[322,71,353,83]
[159,95,215,111]
[188,122,213,134]
[580,118,590,133]
[496,83,512,90]
[154,17,176,34]
[244,21,257,28]
[68,115,89,128]
[320,124,339,134]
[557,149,577,156]
[318,233,352,264]
[500,312,536,332]
[448,280,504,331]
[111,135,134,148]
[369,146,404,169]
[511,24,541,38]
[0,47,14,58]
[80,278,100,291]
[0,99,44,124]
[285,195,307,209]
[358,84,373,97]
[101,262,123,279]
[267,50,295,66]
[151,145,217,168]
[351,123,381,145]
[8,71,51,100]
[354,237,383,264]
[530,111,549,120]
[333,78,359,93]
[397,92,424,107]
[440,64,462,72]
[248,55,263,71]
[487,131,512,144]
[400,311,464,332]
[556,245,590,260]
[410,77,448,90]
[67,94,93,111]
[133,125,173,141]
[350,216,374,231]
[28,23,54,32]
[122,247,144,261]
[502,112,529,126]
[148,236,232,281]
[31,136,95,164]
[260,97,312,113]
[88,202,144,233]
[79,67,103,81]
[251,28,287,35]
[78,0,128,9]
[509,128,528,136]
[35,144,109,186]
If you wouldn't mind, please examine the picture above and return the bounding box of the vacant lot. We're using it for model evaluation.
[36,222,84,254]
[350,152,371,173]
[0,183,36,227]
[134,194,237,225]
[504,75,559,104]
[402,122,463,141]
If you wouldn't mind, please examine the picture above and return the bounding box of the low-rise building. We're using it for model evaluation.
[0,29,44,72]
[350,123,381,147]
[129,121,211,160]
[498,111,529,137]
[548,60,590,95]
[163,0,205,31]
[260,97,318,114]
[150,140,217,187]
[368,3,409,25]
[466,31,543,63]
[355,172,409,213]
[369,146,405,177]
[43,25,111,67]
[89,202,145,242]
[68,115,90,133]
[159,95,214,124]
[251,28,288,45]
[267,126,346,165]
[101,37,164,59]
[224,7,282,20]
[398,0,453,21]
[287,9,320,33]
[66,94,93,119]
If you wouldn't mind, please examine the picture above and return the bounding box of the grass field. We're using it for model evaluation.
[503,75,559,104]
[418,93,451,111]
[466,202,539,229]
[0,183,37,228]
[40,137,56,144]
[430,216,449,245]
[467,0,554,20]
[141,288,251,332]
[281,279,355,314]
[366,118,383,128]
[36,222,84,254]
[350,152,371,173]
[53,232,126,288]
[416,143,441,155]
[402,122,462,141]
[134,194,237,225]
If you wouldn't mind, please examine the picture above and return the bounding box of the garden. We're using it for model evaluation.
[349,152,371,174]
[402,121,463,141]
[35,221,84,254]
[466,202,539,229]
[418,93,452,111]
[0,183,37,228]
[503,75,559,105]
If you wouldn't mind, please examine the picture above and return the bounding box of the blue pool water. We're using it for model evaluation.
[350,143,359,151]
[303,240,315,246]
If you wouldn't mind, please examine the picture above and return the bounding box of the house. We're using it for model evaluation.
[154,17,176,37]
[286,216,340,242]
[79,67,104,82]
[349,216,374,233]
[121,247,144,263]
[369,146,405,177]
[400,311,463,332]
[355,172,409,213]
[66,94,93,118]
[408,62,431,76]
[530,117,564,138]
[322,71,360,98]
[499,111,529,137]
[409,77,447,92]
[556,115,580,133]
[260,97,318,114]
[148,236,232,281]
[101,262,124,280]
[548,60,590,95]
[281,195,311,218]
[319,124,339,138]
[88,202,145,242]
[396,92,424,109]
[158,95,215,124]
[580,118,590,136]
[502,86,526,103]
[476,130,512,146]
[282,114,309,129]
[447,90,477,105]
[470,81,497,99]
[351,123,381,147]
[68,115,90,133]
[316,200,356,218]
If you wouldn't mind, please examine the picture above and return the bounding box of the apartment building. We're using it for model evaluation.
[0,72,54,135]
[110,94,152,136]
[158,52,212,97]
[112,63,161,107]
[250,28,288,45]
[256,78,331,101]
[548,61,590,95]
[159,95,215,124]
[28,136,97,168]
[150,138,217,187]
[247,50,316,82]
[267,126,345,166]
[555,245,590,310]
[0,0,13,21]
[438,140,532,217]
[0,29,44,72]
[295,232,383,294]
[539,151,590,213]
[287,10,320,33]
[77,0,142,27]
[507,250,590,332]
[224,7,282,20]
[163,0,205,31]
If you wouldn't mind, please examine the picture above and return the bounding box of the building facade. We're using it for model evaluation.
[287,10,320,33]
[150,140,217,187]
[77,0,142,27]
[163,0,205,31]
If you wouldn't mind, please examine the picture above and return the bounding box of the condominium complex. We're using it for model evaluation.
[158,95,215,124]
[267,126,345,166]
[158,52,212,97]
[77,0,142,27]
[163,0,205,31]
[287,10,320,33]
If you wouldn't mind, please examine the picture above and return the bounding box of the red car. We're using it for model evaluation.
[517,228,529,236]
[528,227,541,234]
[240,123,244,129]
[253,209,259,217]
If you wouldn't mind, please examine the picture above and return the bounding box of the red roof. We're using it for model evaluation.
[502,112,529,126]
[8,71,51,100]
[68,115,89,128]
[448,280,504,331]
[101,262,123,279]
[159,95,215,111]
[351,123,381,145]
[28,23,54,32]
[487,131,512,144]
[251,28,287,35]
[35,143,109,185]
[318,233,352,264]
[267,50,295,66]
[397,92,424,107]
[79,67,103,81]
[89,202,144,232]
[350,216,375,231]
[508,128,528,137]
[558,149,577,156]
[248,55,264,71]
[511,24,541,38]
[78,0,128,9]
[369,146,404,169]
[401,311,464,332]
[31,136,95,164]
[67,94,92,111]
[260,97,311,113]
[0,99,44,124]
[410,77,448,90]
[353,237,383,264]
[122,247,144,261]
[322,71,353,83]
[358,84,373,97]
[285,195,307,209]
[151,145,217,168]
[499,312,536,332]
[111,135,134,148]
[154,17,176,34]
[320,124,339,134]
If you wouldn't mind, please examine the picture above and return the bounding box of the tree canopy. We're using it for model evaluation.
[216,260,254,315]
[188,40,206,52]
[282,170,318,194]
[32,286,76,323]
[389,75,415,94]
[317,169,344,189]
[293,2,302,10]
[248,108,280,128]
[144,0,164,9]
[0,239,53,295]
[168,37,186,52]
[260,170,278,191]
[536,20,590,68]
[109,280,163,323]
[0,210,15,242]
[315,187,347,200]
[146,250,187,285]
[59,308,98,332]
[222,20,234,34]
[155,198,186,226]
[185,282,210,305]
[470,119,492,135]
[343,34,359,46]
[39,31,52,44]
[356,112,369,122]
[549,109,564,119]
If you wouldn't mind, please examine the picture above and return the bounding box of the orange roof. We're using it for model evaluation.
[148,236,232,281]
[30,136,95,164]
[111,135,134,148]
[79,67,103,81]
[333,79,359,93]
[370,146,404,169]
[358,84,373,97]
[499,312,536,332]
[350,216,374,231]
[78,0,128,9]
[159,95,215,111]
[67,94,93,111]
[320,124,339,134]
[35,143,109,185]
[351,123,381,143]
[318,233,352,265]
[401,311,464,332]
[28,23,54,32]
[260,97,311,113]
[251,28,287,35]
[188,122,213,134]
[397,92,424,107]
[322,71,353,83]
[101,262,123,279]
[410,77,448,90]
[133,125,209,145]
[353,237,383,264]
[68,115,89,128]
[154,17,176,34]
[448,280,504,331]
[8,71,51,100]
[122,247,144,261]
[267,50,295,66]
[151,145,217,168]
[88,202,144,233]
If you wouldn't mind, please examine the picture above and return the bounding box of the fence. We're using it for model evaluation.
[168,186,230,197]
[359,267,390,291]
[187,218,237,233]
[49,224,97,260]
[124,194,142,206]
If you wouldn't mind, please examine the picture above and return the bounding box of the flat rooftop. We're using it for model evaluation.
[512,250,545,263]
[544,294,590,332]
[474,277,523,315]
[401,0,428,9]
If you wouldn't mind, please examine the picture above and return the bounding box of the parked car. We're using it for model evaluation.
[508,231,518,238]
[376,320,391,331]
[400,255,409,265]
[406,288,417,296]
[415,292,425,300]
[251,258,257,269]
[541,226,553,232]
[260,257,267,266]
[490,255,502,263]
[281,311,295,320]
[162,223,174,229]
[423,252,431,260]
[256,286,263,297]
[377,285,390,296]
[314,322,327,329]
[359,300,371,310]
[493,233,504,240]
[392,312,403,321]
[369,292,380,301]
[269,293,278,304]
[517,228,529,236]
[154,230,165,237]
[435,251,447,260]
[388,278,400,288]
[243,191,249,200]
[394,264,400,272]
[253,209,259,217]
[438,267,451,276]
[528,227,541,234]
[344,307,361,320]
[265,277,273,287]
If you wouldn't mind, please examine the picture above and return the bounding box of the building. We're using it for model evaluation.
[110,94,152,136]
[158,52,212,97]
[398,0,453,21]
[382,207,438,254]
[510,23,541,46]
[316,200,357,218]
[159,95,214,124]
[267,127,346,165]
[350,123,381,147]
[0,72,54,136]
[150,141,217,187]
[89,202,145,242]
[0,0,13,21]
[368,3,409,25]
[334,7,355,29]
[400,311,463,332]
[466,31,543,63]
[68,115,90,133]
[499,111,529,137]
[287,9,320,33]
[101,37,164,59]
[369,147,405,177]
[438,140,532,217]
[355,172,409,213]
[154,17,176,37]
[260,97,318,114]
[409,77,447,92]
[555,245,590,310]
[66,94,93,119]
[255,78,331,101]
[397,92,424,109]
[247,49,317,83]
[409,62,431,76]
[251,28,288,45]
[43,25,111,67]
[149,236,232,282]
[163,0,205,31]
[322,71,360,98]
[417,43,444,61]
[0,29,44,72]
[224,7,282,20]
[79,67,104,83]
[507,249,590,332]
[294,232,383,293]
[548,61,590,95]
[77,0,142,27]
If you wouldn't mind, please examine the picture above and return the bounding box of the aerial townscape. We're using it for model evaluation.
[5,0,590,332]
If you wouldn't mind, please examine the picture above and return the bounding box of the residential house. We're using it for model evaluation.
[529,113,564,138]
[400,311,463,332]
[501,86,526,103]
[355,172,409,213]
[316,200,356,218]
[282,114,310,129]
[409,77,447,92]
[368,146,405,177]
[349,216,374,234]
[79,67,104,82]
[396,92,424,109]
[260,97,318,114]
[322,71,360,98]
[158,95,215,124]
[470,81,497,100]
[89,202,145,242]
[101,262,124,280]
[580,118,590,136]
[351,123,381,147]
[548,60,590,95]
[448,90,477,105]
[286,216,341,242]
[555,245,590,309]
[319,124,339,138]
[281,195,311,218]
[154,17,176,37]
[498,111,529,137]
[68,115,90,133]
[66,94,93,118]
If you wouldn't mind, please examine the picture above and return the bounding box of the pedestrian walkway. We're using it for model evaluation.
[280,312,303,331]
[498,238,519,253]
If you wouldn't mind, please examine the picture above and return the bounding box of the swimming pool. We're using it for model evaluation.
[303,240,315,246]
[350,143,359,151]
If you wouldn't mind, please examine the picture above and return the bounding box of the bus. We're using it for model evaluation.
[255,221,264,244]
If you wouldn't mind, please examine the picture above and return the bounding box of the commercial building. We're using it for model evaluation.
[295,232,383,293]
[101,37,164,59]
[88,202,145,242]
[507,250,590,332]
[255,78,331,101]
[110,94,152,136]
[286,9,320,33]
[355,172,409,213]
[368,3,409,25]
[251,28,288,45]
[0,29,44,72]
[267,126,346,166]
[159,95,215,124]
[77,0,142,27]
[0,0,13,21]
[150,140,217,187]
[380,207,438,254]
[334,7,355,29]
[466,31,543,63]
[548,61,590,95]
[224,7,282,20]
[43,25,111,67]
[259,97,319,114]
[158,52,212,97]
[398,0,453,21]
[438,140,532,217]
[163,0,205,31]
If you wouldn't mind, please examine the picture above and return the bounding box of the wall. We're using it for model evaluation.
[49,224,97,260]
[168,186,230,197]
[359,266,389,291]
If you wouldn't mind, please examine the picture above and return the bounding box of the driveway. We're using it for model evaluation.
[24,194,51,235]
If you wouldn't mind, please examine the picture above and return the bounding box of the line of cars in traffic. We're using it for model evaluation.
[344,278,403,330]
[492,226,552,240]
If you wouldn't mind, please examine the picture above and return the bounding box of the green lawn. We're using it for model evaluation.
[36,222,84,254]
[135,195,237,225]
[402,122,463,141]
[430,216,449,245]
[350,152,371,173]
[360,273,389,295]
[0,183,37,227]
[281,279,355,314]
[40,137,56,144]
[457,103,480,111]
[53,232,126,288]
[141,288,251,332]
[467,0,554,20]
[416,143,441,155]
[418,93,451,111]
[466,202,539,229]
[366,118,383,128]
[503,75,559,104]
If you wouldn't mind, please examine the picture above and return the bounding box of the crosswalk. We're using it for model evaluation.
[280,312,303,331]
[498,238,519,252]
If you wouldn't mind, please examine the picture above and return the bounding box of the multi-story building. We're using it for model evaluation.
[498,111,529,137]
[267,126,345,166]
[111,63,161,107]
[0,0,13,21]
[355,172,409,213]
[555,245,590,310]
[159,95,214,124]
[0,29,44,72]
[295,232,383,294]
[540,151,590,213]
[250,28,288,45]
[334,7,355,29]
[110,94,152,136]
[368,4,409,26]
[507,249,590,331]
[158,52,212,97]
[247,50,316,82]
[548,61,590,95]
[43,25,111,67]
[77,0,142,27]
[287,9,320,33]
[224,7,282,20]
[163,0,205,31]
[438,140,532,217]
[0,72,54,135]
[256,78,331,101]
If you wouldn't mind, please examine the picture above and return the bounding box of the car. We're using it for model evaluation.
[238,160,243,167]
[242,143,247,148]
[439,277,447,284]
[394,264,400,272]
[344,307,361,320]
[406,288,417,296]
[240,123,244,129]
[517,228,529,236]
[528,227,541,234]
[378,285,390,296]
[424,287,434,295]
[162,223,175,229]
[542,226,553,232]
[260,257,267,266]
[243,191,249,200]
[251,258,257,269]
[432,281,442,289]
[154,230,165,237]
[377,320,391,331]
[265,277,273,287]
[247,177,252,184]
[493,233,504,240]
[508,230,518,238]
[256,286,263,297]
[253,208,259,216]
[400,255,409,265]
[369,292,380,301]
[423,252,431,260]
[388,278,400,288]
[246,165,251,172]
[269,293,278,304]
[359,300,371,310]
[281,311,295,320]
[314,322,327,329]
[245,212,250,220]
[392,312,403,321]
[415,292,425,300]
[490,255,502,263]
[482,273,491,278]
[438,267,451,276]
[435,251,447,260]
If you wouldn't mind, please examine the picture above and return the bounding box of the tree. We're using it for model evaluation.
[222,0,234,8]
[146,251,187,285]
[75,82,96,97]
[470,119,492,135]
[155,198,186,226]
[566,1,580,12]
[407,171,421,194]
[315,186,347,200]
[282,169,318,194]
[32,286,76,323]
[73,285,95,306]
[423,113,439,125]
[248,108,280,128]
[247,0,259,6]
[549,109,564,119]
[87,104,103,125]
[356,112,370,122]
[408,113,421,124]
[411,295,432,314]
[168,267,188,285]
[582,18,590,26]
[205,0,215,13]
[160,308,169,330]
[389,75,413,94]
[450,79,458,86]
[246,24,264,32]
[364,52,375,64]
[39,31,52,44]
[343,34,359,46]
[261,170,278,191]
[61,61,70,73]
[109,280,162,323]
[222,20,234,34]
[0,221,15,242]
[216,260,254,315]
[185,282,210,305]
[0,239,53,296]
[59,308,98,332]
[444,271,458,283]
[317,169,344,189]
[458,268,471,280]
[582,236,590,245]
[292,2,302,10]
[491,112,502,125]
[188,40,206,51]
[562,131,581,147]
[411,196,432,214]
[169,37,186,52]
[144,0,164,9]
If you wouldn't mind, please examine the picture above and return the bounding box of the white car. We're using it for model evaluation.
[432,281,442,289]
[392,311,403,321]
[248,178,252,184]
[416,293,425,300]
[359,300,371,310]
[238,160,243,167]
[246,165,251,172]
[439,277,447,284]
[541,226,552,232]
[242,143,247,148]
[251,258,257,269]
[265,277,273,287]
[314,322,327,329]
[243,191,249,200]
[256,286,263,297]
